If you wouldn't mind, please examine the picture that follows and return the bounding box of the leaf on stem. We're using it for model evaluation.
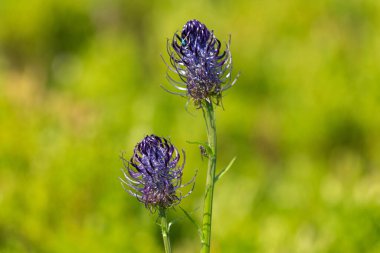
[186,140,213,156]
[179,206,202,239]
[214,157,236,183]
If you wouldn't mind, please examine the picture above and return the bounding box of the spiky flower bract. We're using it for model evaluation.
[164,19,238,107]
[120,135,195,212]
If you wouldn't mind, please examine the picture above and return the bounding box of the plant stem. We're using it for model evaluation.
[159,208,172,253]
[201,101,217,253]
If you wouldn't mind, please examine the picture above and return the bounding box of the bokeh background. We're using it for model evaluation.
[1,0,380,252]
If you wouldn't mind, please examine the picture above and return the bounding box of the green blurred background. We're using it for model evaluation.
[1,0,380,252]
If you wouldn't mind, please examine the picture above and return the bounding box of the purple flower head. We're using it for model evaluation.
[164,19,238,107]
[120,135,195,212]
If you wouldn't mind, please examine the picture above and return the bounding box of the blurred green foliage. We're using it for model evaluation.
[1,0,380,252]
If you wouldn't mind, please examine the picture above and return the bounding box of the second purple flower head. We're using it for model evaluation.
[120,135,195,212]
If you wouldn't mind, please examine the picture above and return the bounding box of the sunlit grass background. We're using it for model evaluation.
[1,0,380,252]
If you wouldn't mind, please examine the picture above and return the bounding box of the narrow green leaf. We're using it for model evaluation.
[168,221,173,232]
[214,157,236,183]
[179,206,202,239]
[186,140,213,156]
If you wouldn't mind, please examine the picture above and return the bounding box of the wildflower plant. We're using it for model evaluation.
[120,135,195,253]
[163,19,238,253]
[120,19,237,253]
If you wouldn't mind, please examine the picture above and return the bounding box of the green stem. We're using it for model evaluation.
[201,101,217,253]
[159,208,172,253]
